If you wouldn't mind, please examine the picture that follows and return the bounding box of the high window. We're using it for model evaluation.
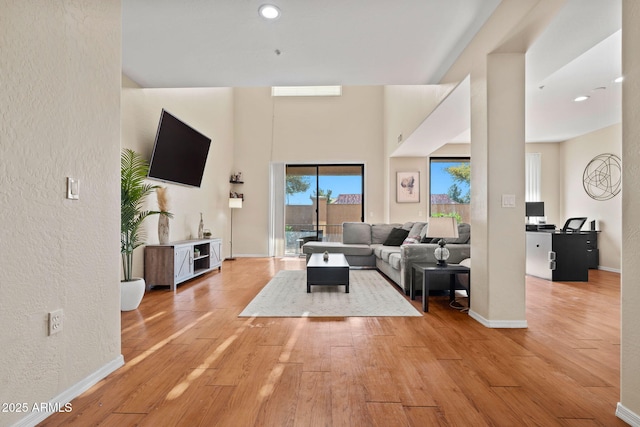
[429,158,470,224]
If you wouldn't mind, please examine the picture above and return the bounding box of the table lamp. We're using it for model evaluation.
[425,217,459,266]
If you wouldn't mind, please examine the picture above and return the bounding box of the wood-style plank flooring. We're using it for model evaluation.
[39,257,624,426]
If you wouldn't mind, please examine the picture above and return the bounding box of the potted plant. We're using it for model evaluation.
[120,148,172,311]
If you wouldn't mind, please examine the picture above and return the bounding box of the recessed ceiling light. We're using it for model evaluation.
[259,4,281,20]
[615,76,624,83]
[574,95,590,102]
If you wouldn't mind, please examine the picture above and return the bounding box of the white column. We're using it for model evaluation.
[469,53,527,327]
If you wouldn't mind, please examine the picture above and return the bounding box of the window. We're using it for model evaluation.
[429,158,470,224]
[525,152,541,202]
[284,164,364,255]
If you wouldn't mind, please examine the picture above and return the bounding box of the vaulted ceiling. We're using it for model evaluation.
[123,0,621,151]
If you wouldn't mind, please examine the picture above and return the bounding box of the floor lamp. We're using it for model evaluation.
[228,197,243,260]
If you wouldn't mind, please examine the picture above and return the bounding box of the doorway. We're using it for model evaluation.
[284,164,364,255]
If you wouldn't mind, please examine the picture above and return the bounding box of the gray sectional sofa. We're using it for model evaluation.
[303,221,471,295]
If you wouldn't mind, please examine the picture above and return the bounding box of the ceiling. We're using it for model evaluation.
[122,0,622,152]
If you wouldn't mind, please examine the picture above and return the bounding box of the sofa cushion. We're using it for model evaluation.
[371,223,401,244]
[343,222,372,245]
[388,252,402,270]
[303,241,373,257]
[401,221,415,231]
[419,223,430,240]
[377,246,401,262]
[408,222,427,237]
[383,228,409,246]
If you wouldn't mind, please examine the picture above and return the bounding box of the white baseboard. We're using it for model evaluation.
[225,254,269,259]
[469,310,528,328]
[12,355,124,427]
[617,402,640,426]
[598,266,621,273]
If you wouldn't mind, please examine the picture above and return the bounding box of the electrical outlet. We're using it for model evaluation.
[48,309,63,336]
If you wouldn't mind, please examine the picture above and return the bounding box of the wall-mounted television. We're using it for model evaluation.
[525,201,545,217]
[148,109,211,188]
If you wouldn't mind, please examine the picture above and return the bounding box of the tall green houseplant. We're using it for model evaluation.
[121,148,172,281]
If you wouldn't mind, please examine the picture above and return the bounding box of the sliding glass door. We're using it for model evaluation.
[285,164,364,255]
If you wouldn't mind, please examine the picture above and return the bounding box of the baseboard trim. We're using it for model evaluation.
[616,402,640,426]
[598,266,621,274]
[13,355,124,427]
[469,310,528,329]
[225,254,268,259]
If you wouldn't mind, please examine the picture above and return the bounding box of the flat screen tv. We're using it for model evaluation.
[148,109,211,187]
[525,201,545,217]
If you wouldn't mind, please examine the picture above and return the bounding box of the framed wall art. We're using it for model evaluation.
[397,171,420,203]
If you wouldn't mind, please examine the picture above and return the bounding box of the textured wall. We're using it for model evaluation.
[0,1,122,425]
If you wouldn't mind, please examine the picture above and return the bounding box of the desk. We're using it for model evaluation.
[411,263,470,312]
[526,231,597,281]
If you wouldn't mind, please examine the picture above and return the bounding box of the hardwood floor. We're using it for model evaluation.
[39,258,625,426]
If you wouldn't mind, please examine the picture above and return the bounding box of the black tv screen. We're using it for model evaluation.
[148,109,211,187]
[525,201,545,217]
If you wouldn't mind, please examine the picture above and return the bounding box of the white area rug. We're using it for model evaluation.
[239,270,421,317]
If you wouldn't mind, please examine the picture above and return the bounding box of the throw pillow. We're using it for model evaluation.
[402,236,420,245]
[383,228,409,246]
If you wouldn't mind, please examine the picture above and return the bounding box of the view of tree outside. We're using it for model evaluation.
[445,163,470,203]
[286,174,310,204]
[430,158,471,224]
[285,165,364,254]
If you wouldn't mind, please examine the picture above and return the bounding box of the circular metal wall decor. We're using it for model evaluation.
[582,153,621,201]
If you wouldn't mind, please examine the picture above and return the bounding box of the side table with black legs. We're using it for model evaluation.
[411,262,471,312]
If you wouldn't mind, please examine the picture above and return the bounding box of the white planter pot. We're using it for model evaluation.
[121,278,145,311]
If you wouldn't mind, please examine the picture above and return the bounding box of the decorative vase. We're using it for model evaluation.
[121,278,145,311]
[158,215,170,244]
[323,251,329,261]
[198,212,204,239]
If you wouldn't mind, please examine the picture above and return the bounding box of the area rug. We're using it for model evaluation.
[238,270,422,317]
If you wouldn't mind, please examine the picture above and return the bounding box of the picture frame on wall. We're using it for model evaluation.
[397,171,420,203]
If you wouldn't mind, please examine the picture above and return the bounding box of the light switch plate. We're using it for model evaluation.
[67,177,79,200]
[502,194,516,208]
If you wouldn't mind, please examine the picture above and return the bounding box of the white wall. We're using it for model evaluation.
[621,1,640,420]
[0,2,122,426]
[559,124,622,271]
[120,82,234,277]
[383,85,451,222]
[232,87,385,257]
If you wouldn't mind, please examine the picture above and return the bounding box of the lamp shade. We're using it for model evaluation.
[229,198,243,209]
[426,217,459,266]
[425,217,459,239]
